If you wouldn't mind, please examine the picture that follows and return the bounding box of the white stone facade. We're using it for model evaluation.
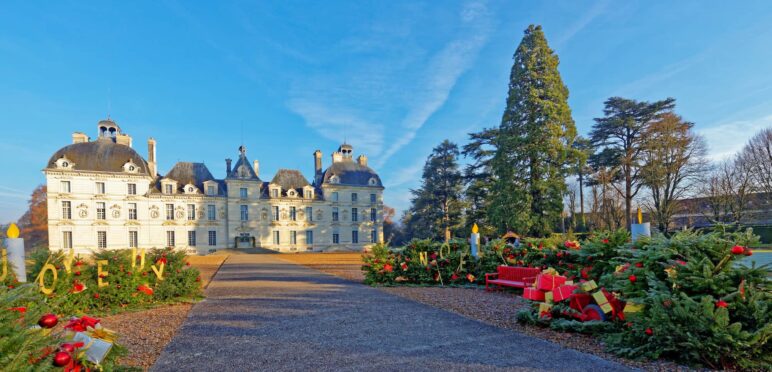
[45,119,384,255]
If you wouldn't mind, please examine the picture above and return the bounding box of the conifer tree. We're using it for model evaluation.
[489,25,577,236]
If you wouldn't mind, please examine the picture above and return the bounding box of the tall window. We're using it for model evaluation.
[129,203,137,220]
[207,185,215,195]
[62,231,72,249]
[240,205,248,221]
[165,184,173,194]
[129,231,138,248]
[332,207,339,222]
[290,231,297,245]
[96,202,106,220]
[61,201,72,220]
[352,230,359,244]
[187,204,196,220]
[351,193,358,203]
[240,187,248,198]
[306,230,313,245]
[61,181,71,193]
[290,207,296,221]
[271,189,279,198]
[332,232,339,244]
[96,182,105,194]
[166,231,175,247]
[128,183,137,195]
[352,208,358,222]
[370,193,376,203]
[273,231,280,245]
[306,207,313,221]
[208,231,217,246]
[331,192,339,202]
[208,205,216,220]
[371,229,377,243]
[370,208,377,222]
[166,204,174,220]
[272,206,279,221]
[188,231,197,246]
[97,231,107,249]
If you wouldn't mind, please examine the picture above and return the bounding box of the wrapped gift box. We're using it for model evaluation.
[623,302,645,315]
[552,285,578,302]
[544,291,554,304]
[538,302,553,315]
[592,290,613,313]
[535,274,566,291]
[523,287,545,301]
[579,280,598,292]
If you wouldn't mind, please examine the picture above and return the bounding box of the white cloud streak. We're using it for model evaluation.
[699,114,772,161]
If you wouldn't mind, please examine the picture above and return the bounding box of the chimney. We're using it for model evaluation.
[313,150,322,176]
[72,132,89,144]
[226,158,232,174]
[253,160,259,177]
[116,133,132,147]
[357,155,368,167]
[147,138,157,177]
[332,152,343,164]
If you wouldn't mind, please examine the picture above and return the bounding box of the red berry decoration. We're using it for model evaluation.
[38,313,58,329]
[628,275,637,283]
[93,293,100,299]
[635,262,643,268]
[730,245,745,255]
[716,300,728,308]
[52,351,71,367]
[645,327,653,335]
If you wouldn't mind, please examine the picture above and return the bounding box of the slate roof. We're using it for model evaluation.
[271,169,310,190]
[319,161,382,187]
[46,138,150,175]
[164,162,215,191]
[227,154,261,181]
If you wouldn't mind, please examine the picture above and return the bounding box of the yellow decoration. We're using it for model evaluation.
[151,262,165,280]
[592,291,613,313]
[541,267,558,275]
[97,260,109,287]
[538,302,552,314]
[637,207,643,224]
[131,248,146,269]
[419,252,428,266]
[61,249,76,273]
[614,264,626,273]
[664,267,677,279]
[38,263,57,295]
[6,223,19,239]
[472,223,479,234]
[87,323,117,343]
[0,249,7,281]
[439,243,451,258]
[623,302,645,315]
[580,280,598,291]
[544,291,554,304]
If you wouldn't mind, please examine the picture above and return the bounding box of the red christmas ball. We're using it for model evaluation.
[52,351,71,367]
[715,300,728,308]
[731,245,745,255]
[60,343,75,353]
[628,275,637,283]
[645,327,653,335]
[635,262,643,268]
[38,313,58,329]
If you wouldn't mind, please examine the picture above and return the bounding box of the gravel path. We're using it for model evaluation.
[152,254,633,371]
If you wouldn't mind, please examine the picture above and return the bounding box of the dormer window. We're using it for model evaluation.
[184,184,197,194]
[368,177,378,186]
[203,180,218,196]
[329,175,339,184]
[304,187,314,199]
[161,179,178,194]
[165,184,174,194]
[56,157,73,169]
[287,190,296,197]
[270,186,281,198]
[123,161,140,173]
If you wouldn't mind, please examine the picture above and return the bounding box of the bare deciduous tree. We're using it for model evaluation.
[738,127,772,194]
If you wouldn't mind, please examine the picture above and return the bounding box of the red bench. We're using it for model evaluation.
[485,266,540,291]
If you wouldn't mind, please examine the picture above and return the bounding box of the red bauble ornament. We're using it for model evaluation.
[38,313,58,329]
[52,351,71,367]
[731,245,745,255]
[715,300,728,308]
[645,327,653,335]
[628,275,637,283]
[60,343,75,353]
[635,262,643,268]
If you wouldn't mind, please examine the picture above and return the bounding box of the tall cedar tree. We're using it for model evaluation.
[462,127,498,236]
[589,97,675,230]
[640,113,708,233]
[404,140,465,240]
[18,185,47,251]
[489,25,577,237]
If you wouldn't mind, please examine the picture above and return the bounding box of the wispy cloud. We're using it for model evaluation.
[289,0,493,169]
[699,114,772,160]
[553,0,609,49]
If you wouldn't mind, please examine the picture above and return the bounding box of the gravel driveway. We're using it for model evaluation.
[152,254,633,372]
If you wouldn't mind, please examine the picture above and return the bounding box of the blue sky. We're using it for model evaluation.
[1,1,772,224]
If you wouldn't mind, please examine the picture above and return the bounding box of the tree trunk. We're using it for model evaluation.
[578,171,585,229]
